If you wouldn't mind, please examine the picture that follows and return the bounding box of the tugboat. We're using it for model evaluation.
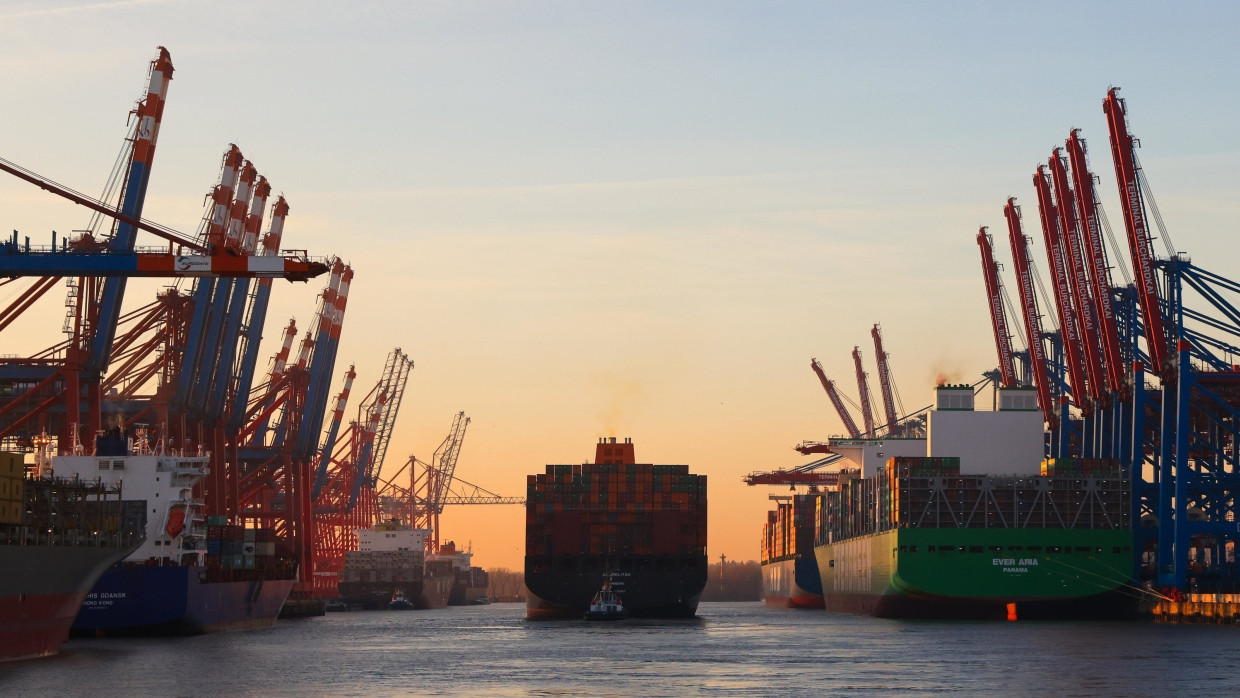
[584,575,629,621]
[388,592,414,611]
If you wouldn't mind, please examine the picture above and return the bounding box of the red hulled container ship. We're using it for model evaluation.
[524,438,707,620]
[1,451,144,661]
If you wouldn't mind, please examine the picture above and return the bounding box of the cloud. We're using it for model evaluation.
[0,0,171,20]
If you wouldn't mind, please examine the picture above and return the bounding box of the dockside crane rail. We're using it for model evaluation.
[810,358,861,438]
[977,227,1019,387]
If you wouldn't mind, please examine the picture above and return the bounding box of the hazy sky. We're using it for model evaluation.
[2,1,1238,570]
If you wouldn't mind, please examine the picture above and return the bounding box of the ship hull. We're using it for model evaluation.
[814,528,1138,620]
[71,565,295,636]
[761,555,824,609]
[1,544,137,661]
[524,554,707,619]
[338,571,454,610]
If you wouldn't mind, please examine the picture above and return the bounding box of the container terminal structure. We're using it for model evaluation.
[749,87,1240,617]
[0,47,432,634]
[525,438,707,619]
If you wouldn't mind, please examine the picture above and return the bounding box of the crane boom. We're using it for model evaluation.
[1033,166,1090,408]
[852,346,876,435]
[1065,130,1126,397]
[1004,198,1054,421]
[871,324,899,433]
[1103,87,1169,375]
[810,358,861,438]
[977,227,1018,386]
[1048,150,1108,405]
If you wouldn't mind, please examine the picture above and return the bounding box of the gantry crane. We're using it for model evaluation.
[376,412,523,554]
[810,358,861,438]
[870,324,900,435]
[977,227,1019,387]
[852,346,876,436]
[1003,198,1055,425]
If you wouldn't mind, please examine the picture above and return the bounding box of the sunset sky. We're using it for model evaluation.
[1,2,1238,570]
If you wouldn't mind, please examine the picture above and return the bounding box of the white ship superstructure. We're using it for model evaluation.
[50,427,209,565]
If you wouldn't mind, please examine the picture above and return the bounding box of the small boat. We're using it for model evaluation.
[325,600,350,612]
[584,576,629,621]
[388,592,415,611]
[472,596,492,605]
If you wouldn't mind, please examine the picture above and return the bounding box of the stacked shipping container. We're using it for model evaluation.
[0,452,23,525]
[760,495,817,564]
[815,456,1130,545]
[204,517,284,573]
[525,461,707,557]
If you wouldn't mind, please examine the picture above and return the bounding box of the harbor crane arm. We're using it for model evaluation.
[977,227,1018,386]
[1048,150,1108,405]
[1004,198,1055,422]
[1104,87,1170,375]
[1033,167,1091,409]
[1065,130,1127,397]
[871,324,899,433]
[852,346,876,435]
[810,358,861,438]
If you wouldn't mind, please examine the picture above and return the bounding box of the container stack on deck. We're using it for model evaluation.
[525,462,706,557]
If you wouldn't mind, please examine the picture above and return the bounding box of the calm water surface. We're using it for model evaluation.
[4,602,1239,696]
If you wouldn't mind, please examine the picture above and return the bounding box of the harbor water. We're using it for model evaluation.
[5,602,1240,696]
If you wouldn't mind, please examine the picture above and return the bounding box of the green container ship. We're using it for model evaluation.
[813,457,1136,620]
[809,385,1137,620]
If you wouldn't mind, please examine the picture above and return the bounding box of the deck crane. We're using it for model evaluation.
[1033,166,1091,412]
[1003,199,1055,424]
[870,324,900,434]
[852,347,877,435]
[977,227,1019,387]
[1104,87,1170,376]
[1065,130,1127,398]
[810,358,861,439]
[1048,150,1108,407]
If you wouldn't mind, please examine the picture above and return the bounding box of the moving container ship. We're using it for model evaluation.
[432,540,491,605]
[1,450,144,661]
[525,437,707,619]
[337,522,454,609]
[760,494,824,608]
[811,385,1135,620]
[57,429,297,636]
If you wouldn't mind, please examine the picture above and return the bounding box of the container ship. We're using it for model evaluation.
[525,437,707,620]
[432,540,491,605]
[337,522,454,609]
[760,494,824,608]
[1,450,144,661]
[811,385,1135,620]
[57,429,297,636]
